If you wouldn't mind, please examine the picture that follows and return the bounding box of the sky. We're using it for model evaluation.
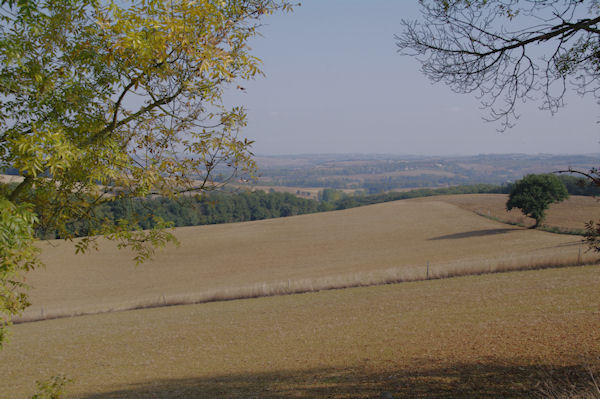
[223,1,600,156]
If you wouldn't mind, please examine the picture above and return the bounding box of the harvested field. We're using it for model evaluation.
[437,193,600,230]
[19,197,592,322]
[2,266,599,398]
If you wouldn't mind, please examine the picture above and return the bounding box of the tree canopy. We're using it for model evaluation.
[0,0,292,348]
[506,173,569,228]
[397,0,600,129]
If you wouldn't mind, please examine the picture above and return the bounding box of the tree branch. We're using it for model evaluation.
[90,85,184,145]
[7,175,32,202]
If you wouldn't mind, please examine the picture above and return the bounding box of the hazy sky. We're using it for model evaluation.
[224,1,599,156]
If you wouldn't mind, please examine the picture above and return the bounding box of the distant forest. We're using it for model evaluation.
[29,174,598,239]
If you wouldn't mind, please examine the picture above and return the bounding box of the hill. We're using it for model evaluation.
[439,194,600,230]
[18,195,593,322]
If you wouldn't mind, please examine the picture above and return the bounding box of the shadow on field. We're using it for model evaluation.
[79,361,598,399]
[430,228,521,240]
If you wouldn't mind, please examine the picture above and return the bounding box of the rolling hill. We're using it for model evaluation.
[3,194,599,398]
[18,195,592,322]
[439,193,600,230]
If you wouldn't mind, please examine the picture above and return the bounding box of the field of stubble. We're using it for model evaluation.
[18,195,593,322]
[437,193,600,230]
[2,195,599,398]
[2,266,599,398]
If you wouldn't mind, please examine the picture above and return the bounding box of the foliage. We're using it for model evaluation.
[506,174,569,228]
[397,0,600,129]
[584,219,600,253]
[0,0,292,349]
[556,174,600,197]
[29,375,71,399]
[0,197,40,348]
[318,188,345,202]
[36,190,321,238]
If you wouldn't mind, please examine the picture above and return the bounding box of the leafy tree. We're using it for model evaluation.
[0,0,292,350]
[0,197,39,346]
[397,0,600,130]
[319,188,346,202]
[506,174,569,228]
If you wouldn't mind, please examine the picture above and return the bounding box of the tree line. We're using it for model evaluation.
[33,175,594,239]
[37,190,321,239]
[7,173,597,240]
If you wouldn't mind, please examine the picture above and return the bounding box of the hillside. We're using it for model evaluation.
[19,195,593,322]
[439,194,600,230]
[2,265,599,398]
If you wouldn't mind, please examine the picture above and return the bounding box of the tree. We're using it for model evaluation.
[506,174,569,228]
[0,0,292,349]
[396,0,600,130]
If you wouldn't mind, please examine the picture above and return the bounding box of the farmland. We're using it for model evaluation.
[440,194,600,230]
[2,266,599,398]
[2,0,600,397]
[18,195,594,322]
[1,194,599,398]
[251,153,600,193]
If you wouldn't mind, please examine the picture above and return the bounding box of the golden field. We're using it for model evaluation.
[2,194,600,398]
[18,195,594,322]
[439,193,600,230]
[2,266,599,398]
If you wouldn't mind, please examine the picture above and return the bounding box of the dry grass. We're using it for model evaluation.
[1,265,599,398]
[15,253,595,324]
[17,197,593,322]
[535,365,600,399]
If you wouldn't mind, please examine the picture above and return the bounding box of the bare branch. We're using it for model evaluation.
[397,1,600,129]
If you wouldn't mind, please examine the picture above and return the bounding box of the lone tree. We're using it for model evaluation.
[0,0,292,349]
[506,174,569,228]
[396,0,600,130]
